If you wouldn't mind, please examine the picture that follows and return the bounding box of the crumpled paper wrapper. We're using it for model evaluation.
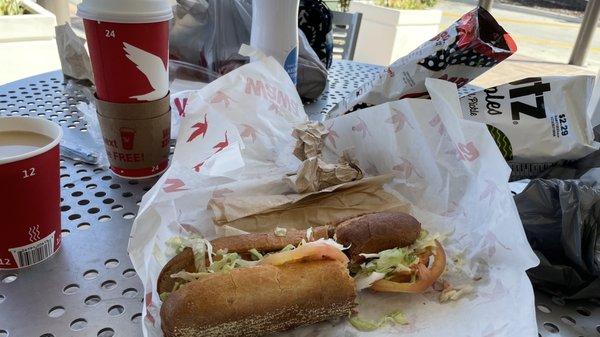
[286,121,363,193]
[55,24,94,82]
[292,121,328,160]
[285,154,363,193]
[128,53,540,337]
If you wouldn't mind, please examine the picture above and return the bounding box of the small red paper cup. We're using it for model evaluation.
[0,117,63,270]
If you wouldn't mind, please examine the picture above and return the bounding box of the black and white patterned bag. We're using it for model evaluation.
[298,0,333,69]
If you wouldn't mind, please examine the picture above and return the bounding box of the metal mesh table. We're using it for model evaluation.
[0,61,599,337]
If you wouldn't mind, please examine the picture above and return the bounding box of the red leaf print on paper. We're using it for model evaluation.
[193,161,205,172]
[326,123,339,148]
[428,114,445,135]
[162,178,188,193]
[479,280,508,304]
[485,231,511,252]
[365,160,379,176]
[174,97,188,117]
[482,323,508,337]
[212,187,234,198]
[210,90,235,107]
[386,108,413,132]
[187,114,208,142]
[479,179,500,206]
[268,103,284,116]
[393,158,423,179]
[240,124,258,142]
[351,117,371,138]
[145,292,156,325]
[441,201,467,219]
[457,141,479,162]
[213,131,229,153]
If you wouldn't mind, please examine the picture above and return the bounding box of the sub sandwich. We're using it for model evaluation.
[158,211,446,337]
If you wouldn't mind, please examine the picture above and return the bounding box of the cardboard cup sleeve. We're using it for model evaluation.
[95,93,171,179]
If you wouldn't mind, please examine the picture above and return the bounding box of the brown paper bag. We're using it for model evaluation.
[208,175,409,233]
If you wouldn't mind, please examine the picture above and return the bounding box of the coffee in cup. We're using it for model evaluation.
[0,131,53,158]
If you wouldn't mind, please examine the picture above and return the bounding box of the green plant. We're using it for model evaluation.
[1,0,23,15]
[374,0,437,9]
[339,0,351,12]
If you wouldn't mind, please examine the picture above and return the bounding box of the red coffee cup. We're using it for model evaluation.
[77,0,173,103]
[0,117,63,270]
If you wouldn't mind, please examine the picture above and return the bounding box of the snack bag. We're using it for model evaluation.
[335,6,516,114]
[459,75,599,163]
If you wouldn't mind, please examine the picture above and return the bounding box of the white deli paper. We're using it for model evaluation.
[128,54,539,337]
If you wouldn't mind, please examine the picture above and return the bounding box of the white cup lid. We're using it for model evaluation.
[77,0,173,23]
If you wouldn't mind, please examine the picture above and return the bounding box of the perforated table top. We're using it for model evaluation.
[0,61,598,337]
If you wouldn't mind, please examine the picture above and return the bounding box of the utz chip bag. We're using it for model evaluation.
[459,75,599,163]
[335,6,516,114]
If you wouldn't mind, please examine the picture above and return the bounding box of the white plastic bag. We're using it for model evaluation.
[589,70,600,127]
[129,64,539,336]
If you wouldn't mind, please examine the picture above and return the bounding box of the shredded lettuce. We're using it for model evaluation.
[363,247,418,275]
[349,311,408,331]
[353,230,440,288]
[169,253,258,284]
[353,247,418,290]
[439,284,474,303]
[274,227,287,237]
[171,271,211,282]
[280,244,295,252]
[348,316,380,331]
[166,235,214,271]
[159,292,170,302]
[412,230,443,251]
[208,252,258,272]
[306,227,314,241]
[358,253,380,259]
[303,238,346,251]
[249,248,263,261]
[354,271,386,291]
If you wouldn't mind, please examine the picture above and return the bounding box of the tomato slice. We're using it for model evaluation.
[370,240,446,293]
[259,241,349,266]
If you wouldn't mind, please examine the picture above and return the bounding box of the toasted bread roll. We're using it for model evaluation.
[157,247,196,294]
[210,226,332,253]
[157,226,333,294]
[161,260,356,337]
[334,212,421,262]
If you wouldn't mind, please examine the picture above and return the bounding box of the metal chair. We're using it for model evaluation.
[331,10,362,60]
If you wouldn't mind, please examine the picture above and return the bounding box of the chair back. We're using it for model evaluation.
[331,10,362,60]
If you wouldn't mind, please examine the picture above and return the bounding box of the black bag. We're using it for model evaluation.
[514,178,600,299]
[298,0,333,68]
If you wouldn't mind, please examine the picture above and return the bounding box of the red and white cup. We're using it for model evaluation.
[0,117,63,270]
[77,0,173,103]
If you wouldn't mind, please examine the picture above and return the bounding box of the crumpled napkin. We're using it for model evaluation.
[55,24,94,82]
[286,122,363,193]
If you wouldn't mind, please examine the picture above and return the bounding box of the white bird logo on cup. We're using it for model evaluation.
[123,42,167,101]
